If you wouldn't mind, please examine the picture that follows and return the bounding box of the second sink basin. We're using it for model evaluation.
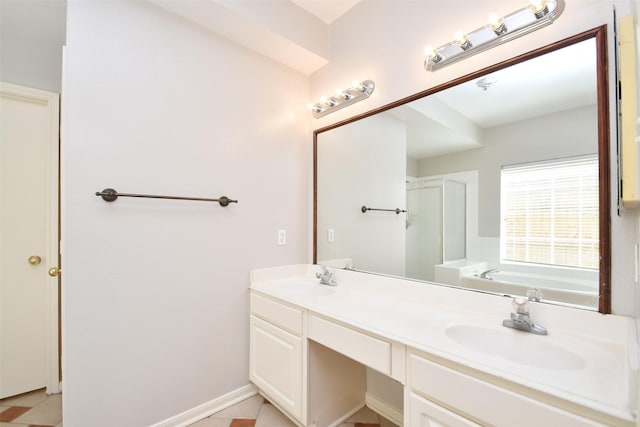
[445,323,586,370]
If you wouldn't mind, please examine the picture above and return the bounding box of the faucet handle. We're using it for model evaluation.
[316,265,331,278]
[527,287,544,302]
[512,296,529,314]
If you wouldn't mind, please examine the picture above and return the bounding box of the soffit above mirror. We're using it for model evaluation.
[150,0,361,75]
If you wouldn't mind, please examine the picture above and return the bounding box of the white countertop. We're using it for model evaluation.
[249,264,637,423]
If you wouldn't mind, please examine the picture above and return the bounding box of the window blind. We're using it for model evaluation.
[501,156,599,269]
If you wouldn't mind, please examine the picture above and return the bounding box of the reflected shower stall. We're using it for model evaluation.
[406,178,466,281]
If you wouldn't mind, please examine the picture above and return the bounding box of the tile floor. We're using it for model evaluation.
[0,389,62,427]
[189,393,398,427]
[1,389,396,427]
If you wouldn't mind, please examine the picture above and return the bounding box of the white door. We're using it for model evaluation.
[0,82,60,398]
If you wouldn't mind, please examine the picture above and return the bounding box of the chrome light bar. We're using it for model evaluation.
[309,80,375,119]
[424,0,565,71]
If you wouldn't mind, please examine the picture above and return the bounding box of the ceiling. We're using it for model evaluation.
[289,0,361,24]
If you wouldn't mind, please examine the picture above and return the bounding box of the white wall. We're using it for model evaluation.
[0,0,65,93]
[310,0,640,316]
[317,114,406,275]
[0,34,62,93]
[62,2,309,425]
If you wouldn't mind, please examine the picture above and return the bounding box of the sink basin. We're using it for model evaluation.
[445,324,586,370]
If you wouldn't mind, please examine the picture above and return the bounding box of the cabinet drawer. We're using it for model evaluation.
[409,392,481,427]
[309,314,391,375]
[409,353,604,427]
[250,292,304,336]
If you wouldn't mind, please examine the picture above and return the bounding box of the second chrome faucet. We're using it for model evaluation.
[316,266,337,286]
[502,297,547,335]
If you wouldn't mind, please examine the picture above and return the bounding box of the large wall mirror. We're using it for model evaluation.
[314,26,610,313]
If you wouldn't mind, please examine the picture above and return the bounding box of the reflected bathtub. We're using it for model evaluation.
[460,270,599,308]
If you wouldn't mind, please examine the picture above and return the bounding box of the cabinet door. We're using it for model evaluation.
[410,392,480,427]
[250,315,303,420]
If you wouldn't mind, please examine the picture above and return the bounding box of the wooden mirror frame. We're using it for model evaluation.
[313,26,610,314]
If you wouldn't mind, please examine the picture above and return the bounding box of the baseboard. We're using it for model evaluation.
[365,392,403,427]
[150,383,258,427]
[327,402,365,427]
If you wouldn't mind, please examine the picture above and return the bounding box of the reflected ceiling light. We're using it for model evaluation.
[424,0,564,71]
[308,80,375,118]
[476,76,497,91]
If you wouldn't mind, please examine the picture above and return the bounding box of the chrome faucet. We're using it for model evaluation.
[316,266,337,286]
[479,268,499,280]
[502,297,547,335]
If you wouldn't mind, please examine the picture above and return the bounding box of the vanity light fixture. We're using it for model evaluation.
[308,80,375,118]
[424,0,565,71]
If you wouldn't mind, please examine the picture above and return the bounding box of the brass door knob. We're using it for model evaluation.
[48,267,61,277]
[28,255,42,265]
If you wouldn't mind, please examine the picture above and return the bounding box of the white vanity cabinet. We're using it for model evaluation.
[249,266,634,427]
[249,291,368,427]
[407,350,608,427]
[249,293,305,422]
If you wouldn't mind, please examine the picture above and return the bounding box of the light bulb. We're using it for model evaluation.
[454,31,472,50]
[529,0,548,18]
[425,45,435,57]
[488,12,507,35]
[530,0,546,11]
[308,103,323,113]
[425,45,442,63]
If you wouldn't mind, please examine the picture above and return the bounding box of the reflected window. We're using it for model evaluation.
[500,155,599,269]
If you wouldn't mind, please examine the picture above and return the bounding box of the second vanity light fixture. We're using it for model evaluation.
[424,0,565,71]
[308,80,375,118]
